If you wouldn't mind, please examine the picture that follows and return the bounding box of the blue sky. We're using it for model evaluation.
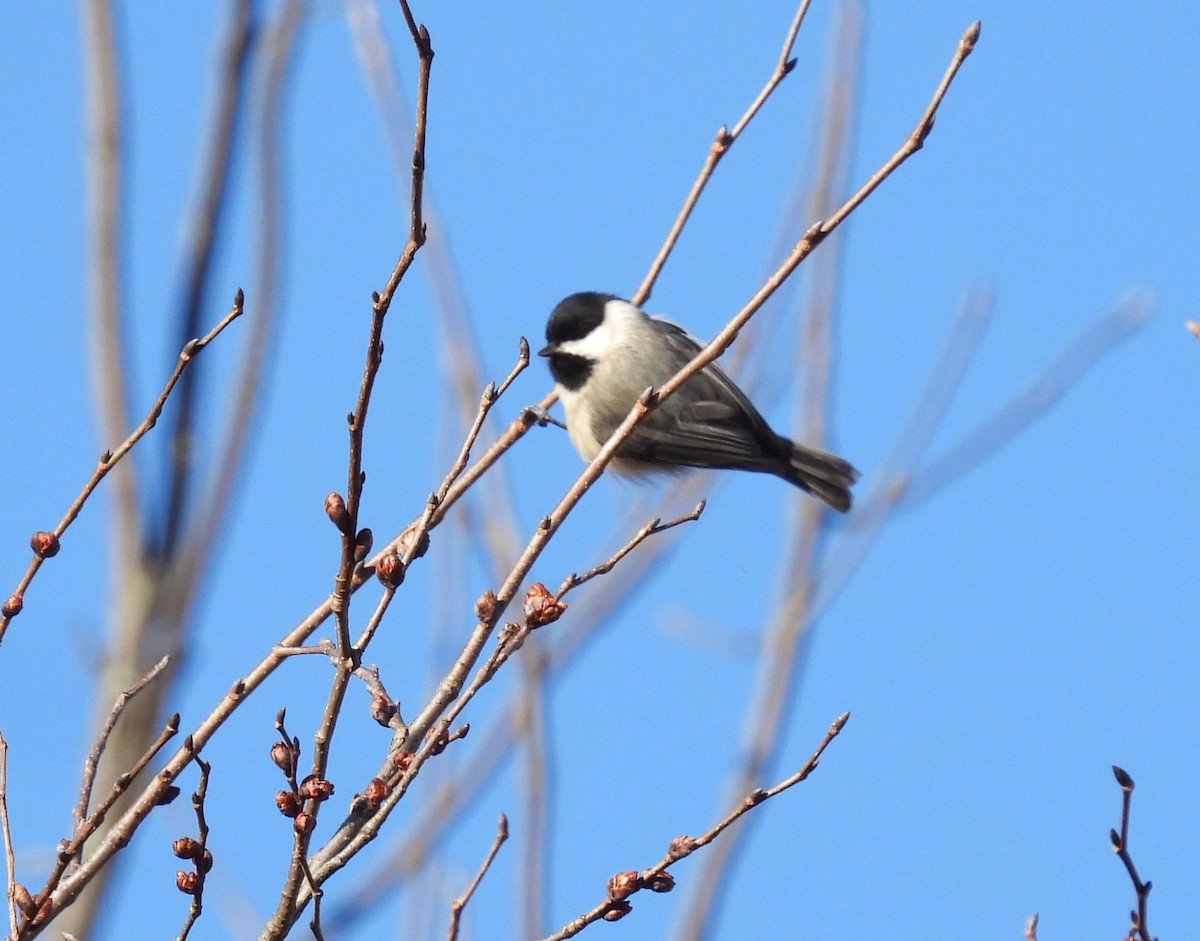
[1,2,1197,940]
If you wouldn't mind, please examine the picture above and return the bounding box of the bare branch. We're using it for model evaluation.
[633,0,816,306]
[0,293,244,647]
[555,502,706,600]
[446,814,509,941]
[75,657,172,841]
[171,756,213,941]
[1110,766,1154,941]
[537,714,849,941]
[1,731,17,938]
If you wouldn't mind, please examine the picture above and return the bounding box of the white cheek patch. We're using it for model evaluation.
[555,299,643,361]
[557,318,613,361]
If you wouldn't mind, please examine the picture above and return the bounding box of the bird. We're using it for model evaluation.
[538,292,859,512]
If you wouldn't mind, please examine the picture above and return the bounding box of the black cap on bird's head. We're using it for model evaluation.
[539,292,616,354]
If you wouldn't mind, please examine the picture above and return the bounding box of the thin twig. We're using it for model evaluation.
[1,731,17,938]
[1110,766,1154,941]
[633,0,815,306]
[28,712,181,915]
[265,4,434,938]
[302,494,703,916]
[0,293,244,647]
[446,814,509,941]
[74,656,172,844]
[1024,913,1039,941]
[330,0,433,657]
[172,756,212,941]
[555,501,706,600]
[435,340,531,509]
[300,858,324,941]
[537,713,849,941]
[654,21,980,413]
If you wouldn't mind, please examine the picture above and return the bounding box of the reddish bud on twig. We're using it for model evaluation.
[1112,765,1135,791]
[398,520,430,559]
[354,527,374,562]
[376,552,405,587]
[270,741,294,775]
[30,531,59,558]
[474,589,497,622]
[606,871,641,901]
[299,775,335,802]
[197,848,214,874]
[370,693,397,726]
[602,901,632,922]
[364,777,389,809]
[351,778,390,816]
[645,871,676,893]
[1110,828,1122,852]
[13,884,37,919]
[275,790,301,818]
[744,788,767,807]
[2,594,22,618]
[172,837,202,860]
[523,582,567,627]
[393,750,415,772]
[325,493,352,533]
[667,835,697,859]
[293,812,316,834]
[175,870,199,895]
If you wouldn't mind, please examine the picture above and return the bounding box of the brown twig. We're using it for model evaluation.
[1,731,17,937]
[0,292,244,647]
[654,20,980,414]
[537,713,849,941]
[1110,766,1154,941]
[632,0,815,307]
[263,4,434,937]
[446,813,509,941]
[301,496,703,917]
[74,656,172,846]
[330,0,433,657]
[171,756,212,941]
[555,502,706,600]
[1024,913,1039,941]
[29,712,182,917]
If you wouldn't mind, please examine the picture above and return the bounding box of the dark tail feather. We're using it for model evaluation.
[782,441,859,513]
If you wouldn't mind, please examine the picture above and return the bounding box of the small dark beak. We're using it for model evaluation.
[537,344,554,357]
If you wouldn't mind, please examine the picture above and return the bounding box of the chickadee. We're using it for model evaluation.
[538,292,859,512]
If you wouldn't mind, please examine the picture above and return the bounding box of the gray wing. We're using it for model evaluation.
[590,319,787,472]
